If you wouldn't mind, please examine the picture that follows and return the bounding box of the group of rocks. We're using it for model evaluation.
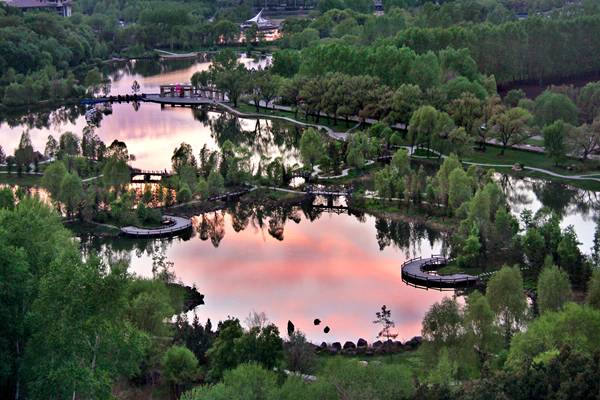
[315,336,422,356]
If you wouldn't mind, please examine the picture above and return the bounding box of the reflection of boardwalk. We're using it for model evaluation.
[121,215,192,237]
[401,255,479,288]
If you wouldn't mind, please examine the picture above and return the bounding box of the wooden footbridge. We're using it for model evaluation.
[290,170,312,180]
[130,168,172,183]
[81,86,227,107]
[305,185,353,197]
[305,185,353,208]
[401,255,480,288]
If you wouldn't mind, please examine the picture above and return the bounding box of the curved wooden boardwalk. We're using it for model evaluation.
[401,255,479,288]
[121,215,192,238]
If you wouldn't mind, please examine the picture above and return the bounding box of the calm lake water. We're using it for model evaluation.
[81,206,451,343]
[2,57,600,342]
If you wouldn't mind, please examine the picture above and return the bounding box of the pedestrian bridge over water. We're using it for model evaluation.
[401,255,479,288]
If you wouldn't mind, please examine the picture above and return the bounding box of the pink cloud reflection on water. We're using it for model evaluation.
[128,211,453,343]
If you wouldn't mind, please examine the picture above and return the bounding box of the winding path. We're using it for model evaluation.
[401,255,479,288]
[84,95,600,184]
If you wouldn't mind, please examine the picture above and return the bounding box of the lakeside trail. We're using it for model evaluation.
[217,102,600,184]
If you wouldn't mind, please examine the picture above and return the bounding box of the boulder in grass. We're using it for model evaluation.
[357,338,368,348]
[372,340,383,348]
[404,336,422,349]
[343,341,356,350]
[331,342,342,351]
[320,342,328,350]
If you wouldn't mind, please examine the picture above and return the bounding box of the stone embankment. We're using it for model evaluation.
[316,336,422,356]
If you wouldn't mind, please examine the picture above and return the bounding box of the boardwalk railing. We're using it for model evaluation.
[305,185,353,197]
[121,215,192,238]
[401,254,479,288]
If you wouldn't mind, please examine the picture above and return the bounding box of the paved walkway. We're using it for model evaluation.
[401,256,479,288]
[121,215,192,237]
[217,102,348,141]
[82,174,103,183]
[84,94,600,184]
[409,147,600,183]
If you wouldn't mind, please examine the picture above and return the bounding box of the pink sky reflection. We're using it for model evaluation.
[128,211,453,343]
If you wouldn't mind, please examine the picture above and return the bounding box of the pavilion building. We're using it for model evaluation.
[240,9,281,42]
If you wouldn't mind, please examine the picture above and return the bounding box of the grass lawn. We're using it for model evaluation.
[316,348,426,379]
[235,103,355,132]
[436,262,488,277]
[463,145,600,174]
[0,173,42,186]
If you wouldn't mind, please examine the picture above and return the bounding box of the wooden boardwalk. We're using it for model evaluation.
[121,215,192,238]
[306,185,353,197]
[83,93,219,107]
[401,255,479,288]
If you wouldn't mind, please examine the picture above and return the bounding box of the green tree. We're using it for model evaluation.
[299,128,323,169]
[435,154,462,207]
[213,65,248,108]
[58,172,83,217]
[42,161,68,201]
[534,91,578,127]
[15,131,34,173]
[58,132,81,159]
[346,131,377,169]
[537,262,572,314]
[543,120,566,165]
[182,363,278,400]
[486,265,527,345]
[0,188,14,210]
[421,298,463,364]
[587,270,600,309]
[172,142,197,173]
[374,166,402,199]
[390,148,410,175]
[177,183,192,204]
[25,253,149,399]
[408,105,442,151]
[207,171,225,196]
[506,303,600,371]
[491,107,533,155]
[84,67,103,94]
[458,224,482,267]
[206,319,244,381]
[448,167,472,212]
[285,331,317,375]
[557,226,587,287]
[162,345,199,397]
[234,324,284,371]
[463,291,499,367]
[102,157,130,190]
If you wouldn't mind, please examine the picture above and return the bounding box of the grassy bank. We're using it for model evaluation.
[0,173,43,186]
[235,103,354,132]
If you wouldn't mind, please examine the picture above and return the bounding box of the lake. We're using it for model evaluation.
[2,56,599,343]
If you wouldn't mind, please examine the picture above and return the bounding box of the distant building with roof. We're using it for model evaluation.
[374,0,384,16]
[4,0,72,16]
[240,9,281,42]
